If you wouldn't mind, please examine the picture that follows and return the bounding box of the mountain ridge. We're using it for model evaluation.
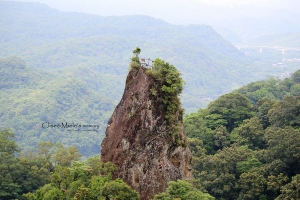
[1,1,299,156]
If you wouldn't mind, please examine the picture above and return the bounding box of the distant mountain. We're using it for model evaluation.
[1,2,297,109]
[1,1,299,156]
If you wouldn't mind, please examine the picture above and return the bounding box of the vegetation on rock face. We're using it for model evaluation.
[184,69,300,200]
[129,48,186,147]
[146,58,185,146]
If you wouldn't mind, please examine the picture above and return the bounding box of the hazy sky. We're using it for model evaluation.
[13,0,300,25]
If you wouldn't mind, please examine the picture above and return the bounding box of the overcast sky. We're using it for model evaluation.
[12,0,300,25]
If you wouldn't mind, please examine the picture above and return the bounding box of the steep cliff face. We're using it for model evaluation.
[101,66,192,200]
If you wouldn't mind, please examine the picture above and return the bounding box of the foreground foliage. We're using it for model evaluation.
[0,129,50,200]
[0,129,139,200]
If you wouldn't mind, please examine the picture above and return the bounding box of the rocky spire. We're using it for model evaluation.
[101,61,192,200]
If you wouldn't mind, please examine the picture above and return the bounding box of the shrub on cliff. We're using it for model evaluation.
[146,58,186,146]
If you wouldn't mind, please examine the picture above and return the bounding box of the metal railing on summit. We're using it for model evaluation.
[140,58,154,69]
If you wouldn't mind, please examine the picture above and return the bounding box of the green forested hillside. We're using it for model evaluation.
[184,69,300,199]
[0,57,114,157]
[1,1,299,111]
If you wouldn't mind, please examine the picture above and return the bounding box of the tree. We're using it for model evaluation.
[207,93,253,132]
[268,96,300,127]
[133,47,141,57]
[53,143,82,167]
[236,155,263,174]
[69,161,91,185]
[0,129,20,154]
[37,141,56,172]
[154,180,214,200]
[213,126,229,150]
[291,69,300,84]
[266,173,288,199]
[130,47,141,69]
[184,109,216,154]
[43,188,64,200]
[188,138,206,159]
[86,156,116,177]
[49,165,72,190]
[264,126,300,176]
[90,176,110,199]
[101,179,140,200]
[74,185,92,200]
[0,129,22,199]
[235,117,265,150]
[195,145,251,199]
[276,174,300,200]
[256,97,276,129]
[33,184,61,200]
[238,172,266,200]
[290,84,300,96]
[37,141,55,162]
[17,157,50,194]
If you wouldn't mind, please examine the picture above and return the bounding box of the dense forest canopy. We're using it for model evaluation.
[0,57,114,157]
[184,69,300,199]
[2,66,300,200]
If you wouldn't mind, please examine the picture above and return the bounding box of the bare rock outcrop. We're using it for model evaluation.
[101,66,192,200]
